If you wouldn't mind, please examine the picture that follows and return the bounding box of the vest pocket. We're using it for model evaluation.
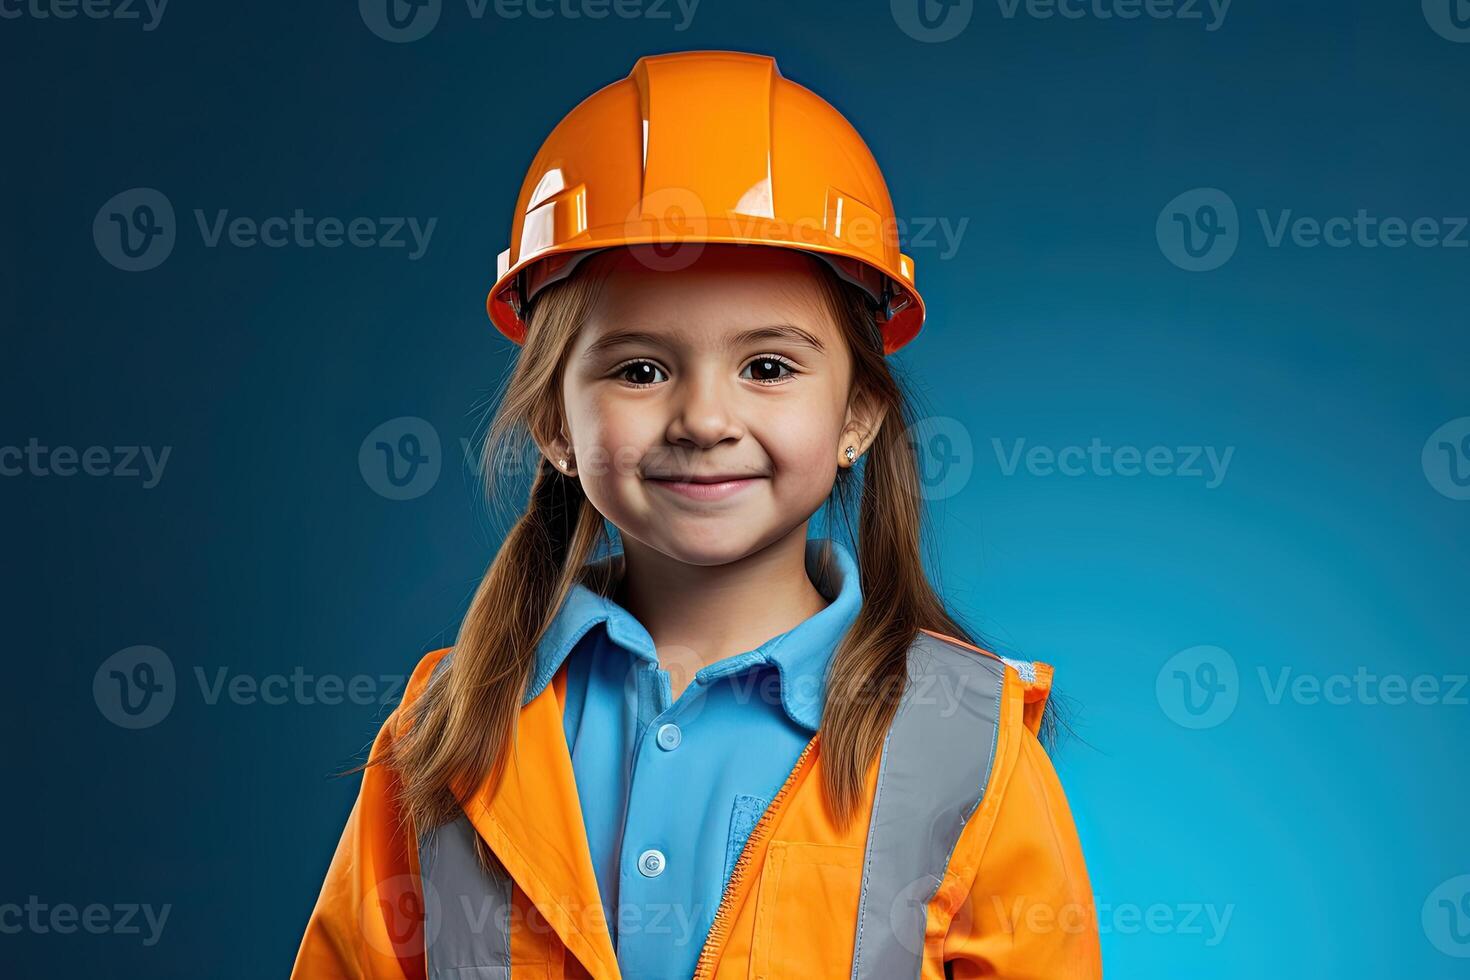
[748,840,865,980]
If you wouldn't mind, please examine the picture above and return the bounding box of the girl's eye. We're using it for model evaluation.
[616,360,667,387]
[741,356,797,385]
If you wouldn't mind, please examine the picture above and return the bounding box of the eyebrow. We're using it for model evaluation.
[735,323,827,353]
[581,323,827,360]
[580,330,670,360]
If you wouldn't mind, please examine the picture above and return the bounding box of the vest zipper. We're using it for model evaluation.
[691,734,820,980]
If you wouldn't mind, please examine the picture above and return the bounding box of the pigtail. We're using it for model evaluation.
[809,265,990,830]
[386,263,614,844]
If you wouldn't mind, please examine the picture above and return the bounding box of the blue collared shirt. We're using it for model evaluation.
[521,536,863,980]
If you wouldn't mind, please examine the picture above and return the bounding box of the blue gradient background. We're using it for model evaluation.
[2,1,1466,977]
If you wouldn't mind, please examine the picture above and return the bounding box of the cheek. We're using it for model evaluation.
[573,401,658,479]
[760,410,843,476]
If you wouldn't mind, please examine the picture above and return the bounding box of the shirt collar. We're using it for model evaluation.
[524,537,863,731]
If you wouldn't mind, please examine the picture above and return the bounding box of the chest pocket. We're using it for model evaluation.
[747,840,866,980]
[724,794,770,888]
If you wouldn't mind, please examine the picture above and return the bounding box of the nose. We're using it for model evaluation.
[663,365,744,451]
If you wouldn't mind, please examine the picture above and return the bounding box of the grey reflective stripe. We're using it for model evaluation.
[418,813,513,979]
[417,653,516,977]
[849,631,1007,980]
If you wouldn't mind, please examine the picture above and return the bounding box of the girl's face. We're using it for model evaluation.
[555,244,881,567]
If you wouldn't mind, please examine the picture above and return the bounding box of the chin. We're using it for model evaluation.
[624,520,768,568]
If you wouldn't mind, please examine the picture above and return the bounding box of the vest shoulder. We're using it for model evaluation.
[400,645,454,711]
[915,629,1055,735]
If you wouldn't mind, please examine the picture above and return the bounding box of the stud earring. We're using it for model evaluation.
[844,446,857,463]
[558,457,569,471]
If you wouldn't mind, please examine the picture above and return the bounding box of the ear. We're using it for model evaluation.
[540,427,577,476]
[839,388,889,468]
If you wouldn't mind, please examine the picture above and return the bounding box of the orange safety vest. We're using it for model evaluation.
[291,629,1102,979]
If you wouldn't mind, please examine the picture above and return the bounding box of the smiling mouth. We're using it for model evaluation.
[645,476,764,502]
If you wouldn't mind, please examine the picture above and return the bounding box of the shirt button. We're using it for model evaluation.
[637,848,666,878]
[655,722,682,751]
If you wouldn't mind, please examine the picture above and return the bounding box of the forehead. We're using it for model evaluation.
[581,245,841,346]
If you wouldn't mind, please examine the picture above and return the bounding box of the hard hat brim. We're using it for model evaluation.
[488,233,923,356]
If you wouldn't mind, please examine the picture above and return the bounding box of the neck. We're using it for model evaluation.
[614,528,832,697]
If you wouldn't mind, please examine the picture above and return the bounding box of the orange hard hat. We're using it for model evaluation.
[486,50,925,355]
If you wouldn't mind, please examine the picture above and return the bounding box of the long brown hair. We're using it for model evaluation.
[387,246,987,837]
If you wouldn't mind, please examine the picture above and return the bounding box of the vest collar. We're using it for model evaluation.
[457,679,622,980]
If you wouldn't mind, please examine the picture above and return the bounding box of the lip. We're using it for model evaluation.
[647,476,763,502]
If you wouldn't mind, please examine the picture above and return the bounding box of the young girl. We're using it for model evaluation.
[292,50,1101,980]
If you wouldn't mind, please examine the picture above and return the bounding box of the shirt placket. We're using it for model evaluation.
[615,656,711,973]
